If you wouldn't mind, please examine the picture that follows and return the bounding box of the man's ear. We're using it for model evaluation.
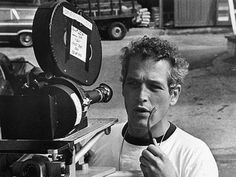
[170,84,181,106]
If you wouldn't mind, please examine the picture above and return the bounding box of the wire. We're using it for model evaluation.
[118,127,128,171]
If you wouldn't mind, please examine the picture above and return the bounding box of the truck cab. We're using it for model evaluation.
[71,0,139,40]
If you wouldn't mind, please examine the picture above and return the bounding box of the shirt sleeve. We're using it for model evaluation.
[184,141,219,177]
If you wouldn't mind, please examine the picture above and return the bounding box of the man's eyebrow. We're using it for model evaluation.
[147,79,165,87]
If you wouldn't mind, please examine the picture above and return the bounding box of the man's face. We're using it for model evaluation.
[122,55,179,138]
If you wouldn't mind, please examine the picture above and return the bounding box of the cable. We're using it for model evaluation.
[118,127,128,171]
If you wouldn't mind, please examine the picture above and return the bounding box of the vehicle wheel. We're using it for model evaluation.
[107,22,127,40]
[18,33,33,47]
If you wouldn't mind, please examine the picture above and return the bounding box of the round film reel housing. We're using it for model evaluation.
[40,83,83,138]
[32,0,102,86]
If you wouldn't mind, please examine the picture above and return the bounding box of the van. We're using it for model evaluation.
[0,0,50,47]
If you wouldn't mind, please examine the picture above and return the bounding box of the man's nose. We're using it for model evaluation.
[137,84,149,102]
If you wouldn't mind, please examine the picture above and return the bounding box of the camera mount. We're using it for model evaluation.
[0,1,118,176]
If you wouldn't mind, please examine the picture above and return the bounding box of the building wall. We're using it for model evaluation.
[174,0,216,27]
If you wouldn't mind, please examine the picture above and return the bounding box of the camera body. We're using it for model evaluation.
[0,72,112,139]
[0,0,111,140]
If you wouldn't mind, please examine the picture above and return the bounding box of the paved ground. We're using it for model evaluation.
[0,27,236,176]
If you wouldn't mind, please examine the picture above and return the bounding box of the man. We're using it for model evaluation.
[89,36,218,177]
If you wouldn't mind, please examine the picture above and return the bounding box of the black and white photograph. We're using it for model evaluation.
[0,0,236,176]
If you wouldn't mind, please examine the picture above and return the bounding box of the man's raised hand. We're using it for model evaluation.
[140,144,178,177]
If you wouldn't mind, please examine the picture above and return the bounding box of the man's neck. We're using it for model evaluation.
[151,120,170,138]
[127,119,170,139]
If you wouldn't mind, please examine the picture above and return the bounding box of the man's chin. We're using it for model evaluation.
[128,122,148,138]
[131,120,148,130]
[128,112,149,129]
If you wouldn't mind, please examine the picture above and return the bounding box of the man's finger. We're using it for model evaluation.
[140,163,149,177]
[147,144,165,160]
[141,148,163,166]
[139,155,150,167]
[141,149,155,161]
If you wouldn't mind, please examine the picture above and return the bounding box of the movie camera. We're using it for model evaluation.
[0,0,117,176]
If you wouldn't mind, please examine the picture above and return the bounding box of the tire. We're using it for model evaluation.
[107,22,127,40]
[18,33,33,47]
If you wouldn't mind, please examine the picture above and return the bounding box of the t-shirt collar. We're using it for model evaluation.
[121,122,176,146]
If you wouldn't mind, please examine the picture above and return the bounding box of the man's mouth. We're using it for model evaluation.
[133,107,150,114]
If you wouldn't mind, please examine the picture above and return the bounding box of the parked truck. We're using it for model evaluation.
[70,0,140,40]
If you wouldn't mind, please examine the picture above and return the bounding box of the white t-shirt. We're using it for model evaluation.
[90,122,218,177]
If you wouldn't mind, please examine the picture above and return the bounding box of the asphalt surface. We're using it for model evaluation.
[0,27,236,176]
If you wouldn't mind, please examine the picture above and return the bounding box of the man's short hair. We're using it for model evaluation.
[120,36,189,90]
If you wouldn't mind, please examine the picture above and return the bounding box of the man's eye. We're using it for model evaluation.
[149,84,162,91]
